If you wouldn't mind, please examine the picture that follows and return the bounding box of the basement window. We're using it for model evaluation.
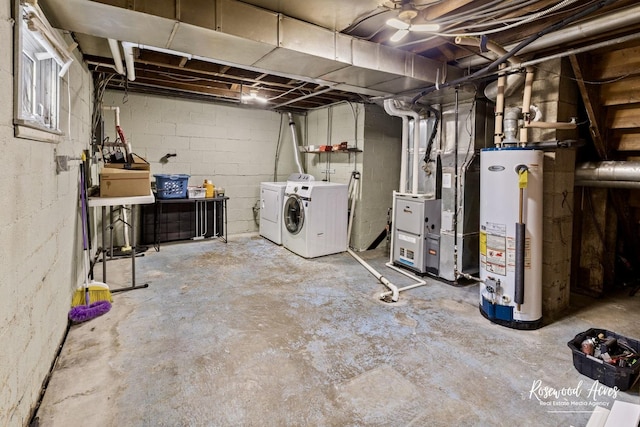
[14,1,73,142]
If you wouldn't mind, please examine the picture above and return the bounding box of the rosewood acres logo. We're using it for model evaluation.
[527,379,620,410]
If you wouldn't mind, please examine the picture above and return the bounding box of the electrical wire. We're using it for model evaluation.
[430,0,580,38]
[531,64,632,85]
[267,83,309,102]
[411,0,618,104]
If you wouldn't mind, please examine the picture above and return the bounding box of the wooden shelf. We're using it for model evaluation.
[303,149,362,154]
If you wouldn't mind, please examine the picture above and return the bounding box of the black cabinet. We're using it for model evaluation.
[141,196,228,249]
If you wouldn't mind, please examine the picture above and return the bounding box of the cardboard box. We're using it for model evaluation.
[100,168,151,197]
[104,153,150,171]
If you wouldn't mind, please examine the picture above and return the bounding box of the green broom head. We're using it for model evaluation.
[71,284,113,307]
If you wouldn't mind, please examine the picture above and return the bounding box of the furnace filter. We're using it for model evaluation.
[479,148,543,330]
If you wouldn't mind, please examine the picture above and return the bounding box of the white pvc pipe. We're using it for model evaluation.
[399,117,408,193]
[348,249,400,302]
[346,170,430,302]
[101,106,119,126]
[107,39,125,76]
[287,112,304,174]
[379,262,427,299]
[383,99,410,193]
[121,42,137,82]
[382,99,420,194]
[409,111,420,195]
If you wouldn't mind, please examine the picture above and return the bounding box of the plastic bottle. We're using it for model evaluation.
[204,180,214,198]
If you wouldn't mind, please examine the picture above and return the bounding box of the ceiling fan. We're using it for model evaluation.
[386,0,440,42]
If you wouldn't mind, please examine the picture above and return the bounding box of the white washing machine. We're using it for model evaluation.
[259,182,287,245]
[282,174,348,258]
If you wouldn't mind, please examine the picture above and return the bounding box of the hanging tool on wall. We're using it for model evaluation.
[515,164,529,311]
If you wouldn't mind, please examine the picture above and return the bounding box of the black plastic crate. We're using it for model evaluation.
[567,328,640,391]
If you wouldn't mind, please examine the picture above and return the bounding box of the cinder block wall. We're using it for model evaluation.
[506,58,578,320]
[305,102,363,183]
[356,104,402,251]
[305,103,401,250]
[0,5,94,425]
[102,91,297,234]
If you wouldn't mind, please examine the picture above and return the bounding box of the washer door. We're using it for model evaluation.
[284,195,305,235]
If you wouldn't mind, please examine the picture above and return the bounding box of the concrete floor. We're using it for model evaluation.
[36,234,639,426]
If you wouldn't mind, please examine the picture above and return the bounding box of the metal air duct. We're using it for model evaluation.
[575,162,640,188]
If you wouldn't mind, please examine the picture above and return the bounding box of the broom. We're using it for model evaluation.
[71,154,113,307]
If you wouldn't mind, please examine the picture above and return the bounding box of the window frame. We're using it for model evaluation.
[13,0,68,142]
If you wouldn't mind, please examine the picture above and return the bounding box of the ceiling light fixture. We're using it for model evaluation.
[241,90,268,104]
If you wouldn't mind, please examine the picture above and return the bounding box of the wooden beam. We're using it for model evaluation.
[591,45,640,80]
[606,105,640,129]
[424,0,493,20]
[613,131,640,151]
[600,76,640,106]
[570,54,609,159]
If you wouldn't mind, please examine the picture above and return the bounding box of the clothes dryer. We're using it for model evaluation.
[259,182,287,245]
[282,174,348,258]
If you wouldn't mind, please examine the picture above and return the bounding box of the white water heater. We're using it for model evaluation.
[479,148,543,329]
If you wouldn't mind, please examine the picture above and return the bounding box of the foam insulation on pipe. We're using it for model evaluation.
[524,121,577,130]
[520,69,535,145]
[494,66,506,145]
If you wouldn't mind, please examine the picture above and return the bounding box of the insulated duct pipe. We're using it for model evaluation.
[484,73,526,103]
[287,112,304,175]
[575,161,640,182]
[383,99,410,193]
[575,180,640,190]
[107,39,125,75]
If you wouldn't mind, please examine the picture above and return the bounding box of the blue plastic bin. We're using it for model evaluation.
[154,174,190,199]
